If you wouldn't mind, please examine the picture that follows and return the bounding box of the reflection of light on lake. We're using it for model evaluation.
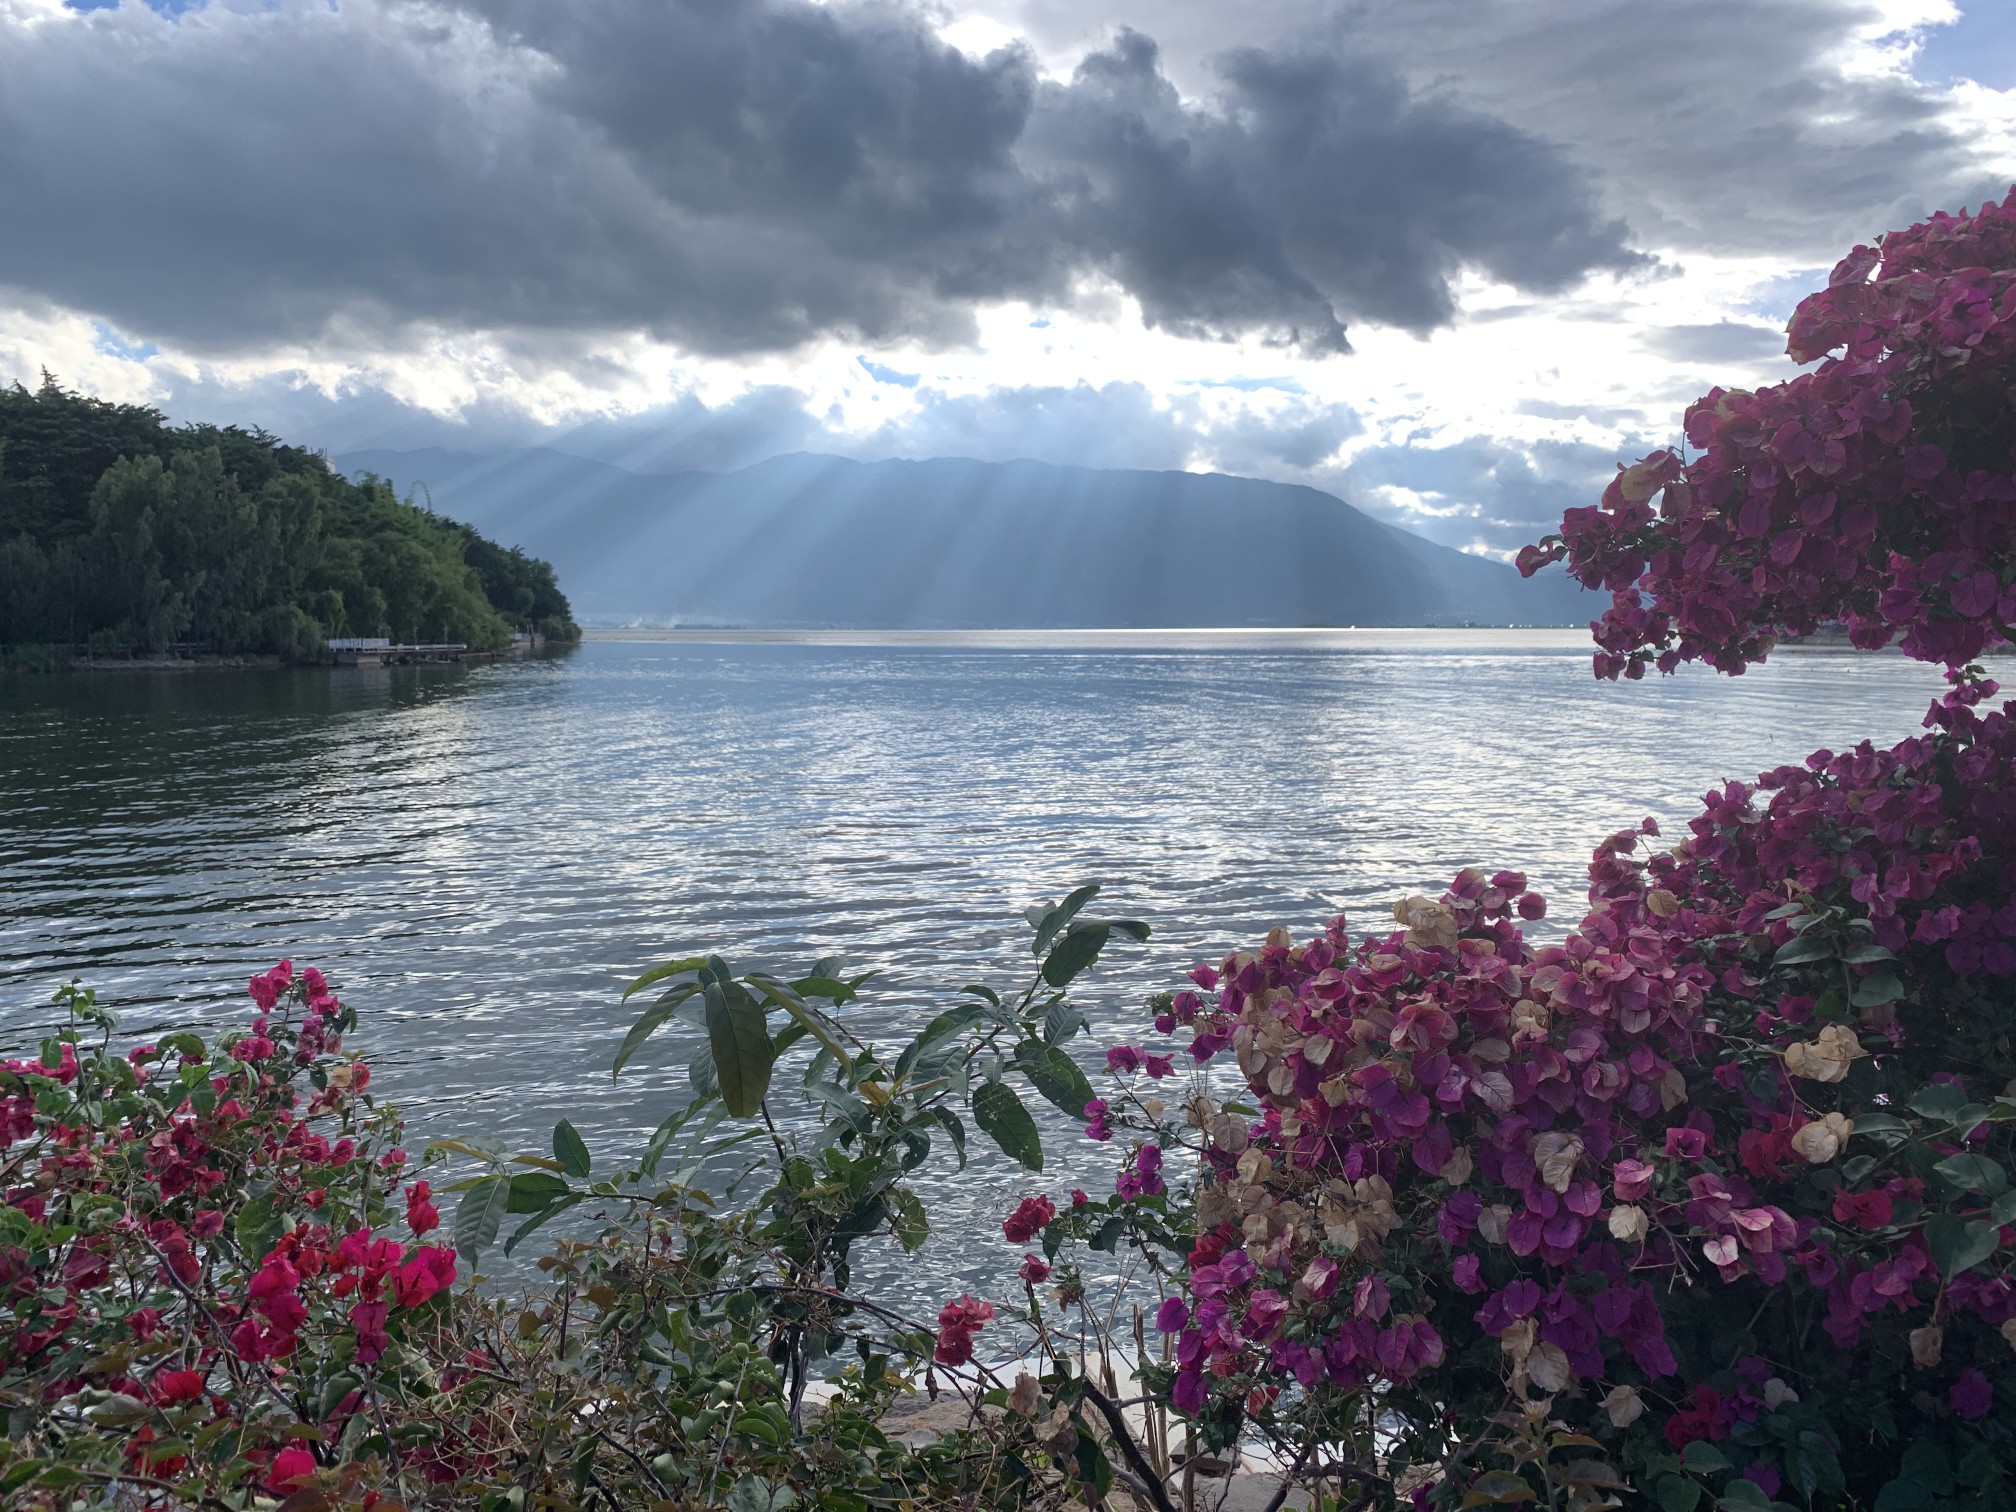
[0,635,1950,1304]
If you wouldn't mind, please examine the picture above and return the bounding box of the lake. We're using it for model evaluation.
[0,631,1952,1294]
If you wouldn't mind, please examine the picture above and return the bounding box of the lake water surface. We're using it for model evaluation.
[0,631,1953,1292]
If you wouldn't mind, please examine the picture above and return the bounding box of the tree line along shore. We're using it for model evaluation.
[0,376,577,670]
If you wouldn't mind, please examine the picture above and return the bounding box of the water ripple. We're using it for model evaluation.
[0,634,1947,1296]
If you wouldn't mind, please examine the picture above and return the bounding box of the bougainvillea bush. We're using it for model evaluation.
[1071,190,2016,1512]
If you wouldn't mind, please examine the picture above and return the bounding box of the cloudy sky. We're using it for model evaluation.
[2,0,2014,556]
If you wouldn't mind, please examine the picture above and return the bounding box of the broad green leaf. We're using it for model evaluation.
[689,1042,720,1102]
[505,1171,570,1213]
[973,1081,1043,1171]
[959,983,1002,1007]
[1031,884,1101,957]
[1041,998,1088,1046]
[1842,942,1895,964]
[1991,1189,2016,1226]
[1933,1152,2006,1196]
[612,981,703,1078]
[1718,1482,1773,1512]
[896,1005,986,1080]
[505,1193,584,1256]
[552,1120,591,1179]
[1100,918,1151,942]
[1853,1112,1910,1139]
[789,974,858,1004]
[455,1175,511,1265]
[926,1106,968,1170]
[1459,1471,1536,1506]
[1682,1442,1733,1474]
[1042,922,1111,989]
[621,956,707,1002]
[1924,1212,2000,1277]
[235,1194,282,1263]
[1015,1041,1095,1119]
[891,1189,929,1252]
[1910,1084,1970,1121]
[706,982,775,1118]
[748,972,853,1072]
[1772,934,1836,967]
[1850,970,1904,1008]
[725,1476,798,1512]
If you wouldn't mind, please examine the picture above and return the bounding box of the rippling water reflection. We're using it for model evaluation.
[0,632,1949,1292]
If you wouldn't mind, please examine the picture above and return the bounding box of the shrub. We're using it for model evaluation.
[1112,190,2016,1510]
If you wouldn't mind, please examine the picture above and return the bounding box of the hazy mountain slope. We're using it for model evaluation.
[337,448,1594,627]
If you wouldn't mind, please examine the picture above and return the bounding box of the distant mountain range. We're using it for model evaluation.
[333,448,1595,629]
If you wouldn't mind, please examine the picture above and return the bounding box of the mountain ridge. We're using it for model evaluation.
[336,447,1595,629]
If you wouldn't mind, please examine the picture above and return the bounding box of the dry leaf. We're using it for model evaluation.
[1607,1205,1648,1243]
[1600,1384,1644,1427]
[1910,1324,1944,1369]
[1008,1373,1042,1416]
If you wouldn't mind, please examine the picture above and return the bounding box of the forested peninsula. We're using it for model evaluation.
[0,376,577,665]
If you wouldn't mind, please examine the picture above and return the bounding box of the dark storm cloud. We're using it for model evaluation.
[0,0,1637,358]
[993,0,2015,262]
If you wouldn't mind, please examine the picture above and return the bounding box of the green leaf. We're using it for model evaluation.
[706,982,774,1118]
[506,1171,571,1213]
[926,1106,967,1171]
[1089,1216,1126,1253]
[1853,1112,1911,1141]
[725,1477,798,1512]
[896,1005,985,1079]
[1031,884,1101,957]
[235,1193,282,1263]
[1772,934,1836,967]
[1102,918,1151,942]
[1991,1189,2016,1226]
[748,973,853,1073]
[1850,971,1904,1007]
[1924,1213,2001,1277]
[621,956,707,1002]
[891,1189,929,1252]
[612,982,703,1078]
[552,1120,591,1179]
[1042,922,1111,989]
[1014,1041,1095,1119]
[1656,1478,1703,1512]
[1460,1471,1537,1506]
[685,1041,721,1103]
[789,975,859,1004]
[1682,1441,1733,1474]
[455,1174,511,1265]
[1934,1152,2007,1196]
[1041,998,1088,1046]
[84,1393,153,1427]
[1910,1084,1970,1122]
[504,1194,584,1256]
[1842,941,1895,964]
[973,1081,1043,1171]
[1718,1481,1773,1512]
